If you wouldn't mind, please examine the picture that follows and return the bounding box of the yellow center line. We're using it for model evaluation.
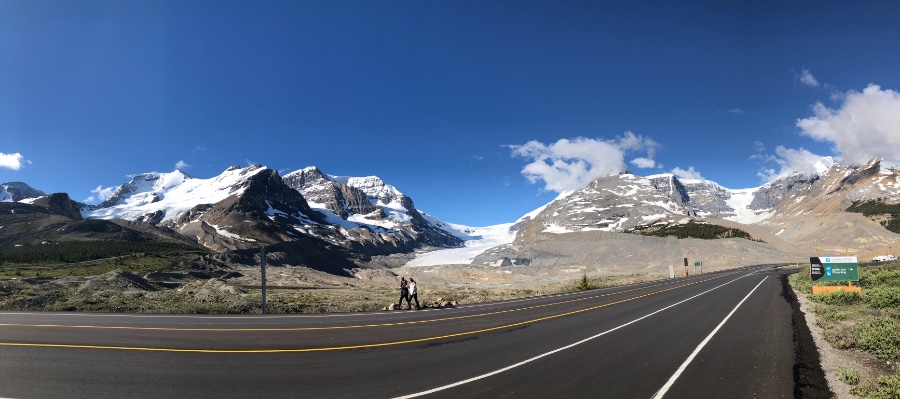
[0,274,733,332]
[0,272,741,353]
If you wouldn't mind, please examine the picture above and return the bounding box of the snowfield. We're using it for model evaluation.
[404,223,516,267]
[83,166,268,222]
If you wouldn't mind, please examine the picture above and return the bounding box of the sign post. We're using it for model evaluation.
[668,265,675,280]
[810,256,861,294]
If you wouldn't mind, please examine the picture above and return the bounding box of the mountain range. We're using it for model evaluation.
[483,157,900,269]
[2,158,899,273]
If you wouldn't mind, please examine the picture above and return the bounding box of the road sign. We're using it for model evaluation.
[810,256,859,282]
[668,265,675,279]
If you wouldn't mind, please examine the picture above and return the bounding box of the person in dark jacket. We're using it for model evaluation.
[408,278,420,310]
[397,277,411,310]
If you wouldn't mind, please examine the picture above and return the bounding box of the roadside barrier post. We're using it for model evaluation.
[261,246,267,314]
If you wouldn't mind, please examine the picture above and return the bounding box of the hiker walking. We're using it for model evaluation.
[397,277,411,310]
[408,278,420,310]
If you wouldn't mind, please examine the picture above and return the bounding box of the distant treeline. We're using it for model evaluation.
[631,220,760,241]
[0,240,200,265]
[846,199,900,234]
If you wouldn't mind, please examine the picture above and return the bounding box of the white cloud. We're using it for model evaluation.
[799,69,820,87]
[756,168,777,182]
[175,160,191,170]
[618,131,660,159]
[671,166,705,181]
[631,157,656,169]
[91,185,116,202]
[0,153,28,170]
[193,146,207,152]
[753,140,766,153]
[508,131,659,192]
[797,84,900,166]
[83,196,95,203]
[756,146,832,182]
[728,108,745,114]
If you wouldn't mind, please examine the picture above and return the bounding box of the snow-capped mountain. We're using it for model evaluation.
[0,182,45,202]
[507,157,900,238]
[518,173,695,237]
[765,158,900,216]
[283,167,464,248]
[83,165,329,251]
[7,155,899,270]
[86,167,267,223]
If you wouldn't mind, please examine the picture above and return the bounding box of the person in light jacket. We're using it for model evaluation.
[408,278,420,310]
[397,277,411,310]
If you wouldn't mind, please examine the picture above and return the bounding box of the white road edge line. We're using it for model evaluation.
[651,276,768,399]
[392,272,757,399]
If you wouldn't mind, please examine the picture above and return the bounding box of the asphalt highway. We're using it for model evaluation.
[0,265,828,398]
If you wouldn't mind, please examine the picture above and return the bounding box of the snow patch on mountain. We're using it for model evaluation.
[84,166,268,222]
[724,187,772,224]
[0,182,45,202]
[405,222,516,267]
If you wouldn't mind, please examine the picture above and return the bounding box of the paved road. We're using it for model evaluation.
[0,266,829,398]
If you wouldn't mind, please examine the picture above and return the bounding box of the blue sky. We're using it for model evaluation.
[2,1,899,226]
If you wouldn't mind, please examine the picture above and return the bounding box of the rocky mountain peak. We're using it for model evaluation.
[284,166,463,248]
[231,168,323,224]
[30,193,84,220]
[283,168,378,219]
[0,182,46,202]
[523,173,695,235]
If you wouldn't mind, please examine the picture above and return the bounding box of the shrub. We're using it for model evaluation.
[846,199,900,234]
[836,367,860,386]
[788,267,813,293]
[869,372,900,399]
[814,306,848,322]
[861,268,900,288]
[863,288,900,308]
[853,316,900,361]
[809,290,861,305]
[578,273,591,291]
[633,220,758,240]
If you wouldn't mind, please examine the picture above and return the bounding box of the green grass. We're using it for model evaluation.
[0,252,199,279]
[0,240,201,266]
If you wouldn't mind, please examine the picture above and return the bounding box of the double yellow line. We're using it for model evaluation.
[0,273,734,353]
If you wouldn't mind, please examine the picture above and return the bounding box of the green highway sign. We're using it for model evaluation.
[810,256,859,282]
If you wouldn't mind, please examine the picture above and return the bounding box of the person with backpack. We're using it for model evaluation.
[397,277,411,310]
